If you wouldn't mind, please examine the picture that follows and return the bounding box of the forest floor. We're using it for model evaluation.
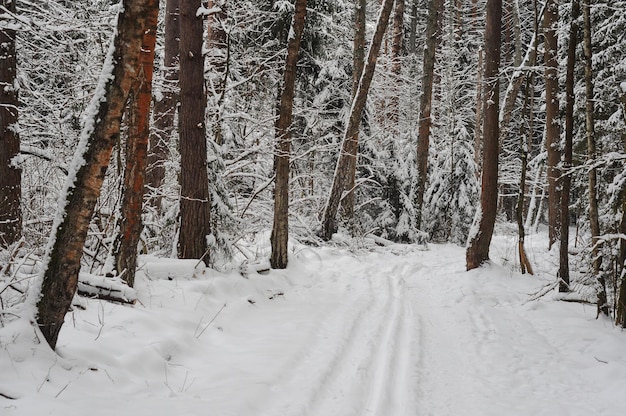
[1,229,626,415]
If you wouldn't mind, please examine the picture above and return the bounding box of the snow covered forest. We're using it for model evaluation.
[1,0,626,414]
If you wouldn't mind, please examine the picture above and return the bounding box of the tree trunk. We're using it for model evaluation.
[269,0,307,269]
[0,0,21,247]
[341,0,366,221]
[559,0,579,292]
[475,47,483,174]
[466,0,502,270]
[146,0,179,210]
[114,17,158,288]
[178,0,212,264]
[320,0,395,241]
[36,0,160,350]
[544,0,560,249]
[206,0,228,146]
[616,87,626,326]
[582,1,607,315]
[408,0,418,55]
[415,0,443,229]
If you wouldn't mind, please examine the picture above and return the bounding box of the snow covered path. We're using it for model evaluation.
[2,242,626,415]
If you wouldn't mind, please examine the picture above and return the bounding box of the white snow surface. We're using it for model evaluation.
[2,235,626,415]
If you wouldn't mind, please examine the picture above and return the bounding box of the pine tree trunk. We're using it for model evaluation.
[559,0,579,292]
[415,0,443,230]
[36,0,160,350]
[207,0,228,146]
[0,0,21,247]
[466,0,502,270]
[114,17,158,288]
[544,0,561,249]
[475,47,483,174]
[146,0,179,210]
[269,0,307,269]
[320,0,395,241]
[178,0,212,264]
[341,0,366,221]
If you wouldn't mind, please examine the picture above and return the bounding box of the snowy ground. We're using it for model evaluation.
[2,232,626,416]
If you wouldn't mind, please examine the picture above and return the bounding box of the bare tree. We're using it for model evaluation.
[466,0,502,270]
[36,0,160,349]
[206,0,228,146]
[320,0,395,241]
[270,0,307,269]
[178,0,212,263]
[0,0,21,247]
[415,0,443,229]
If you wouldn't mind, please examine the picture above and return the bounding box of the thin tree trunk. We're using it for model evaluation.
[341,0,366,221]
[36,0,159,350]
[320,0,395,241]
[616,88,626,327]
[207,0,228,146]
[517,74,535,275]
[270,0,307,269]
[114,18,158,288]
[178,0,212,264]
[146,0,179,210]
[408,0,418,55]
[559,0,579,291]
[415,0,443,229]
[544,0,560,249]
[466,0,502,270]
[0,0,21,247]
[498,3,545,143]
[475,47,483,174]
[582,0,607,315]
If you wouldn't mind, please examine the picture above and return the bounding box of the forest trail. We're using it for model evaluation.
[3,242,626,416]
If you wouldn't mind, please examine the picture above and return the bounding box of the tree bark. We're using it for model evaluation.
[415,0,443,229]
[270,0,307,269]
[114,14,158,288]
[146,0,179,210]
[544,0,561,249]
[36,0,160,349]
[320,0,395,241]
[559,0,579,292]
[0,0,21,247]
[178,0,212,264]
[341,0,366,221]
[466,0,502,270]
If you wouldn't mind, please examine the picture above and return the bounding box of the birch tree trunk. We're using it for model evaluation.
[36,0,160,349]
[0,0,21,247]
[320,0,395,241]
[270,0,307,269]
[466,0,502,270]
[178,0,212,264]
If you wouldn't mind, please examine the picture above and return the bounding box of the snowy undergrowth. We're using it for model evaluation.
[1,231,626,415]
